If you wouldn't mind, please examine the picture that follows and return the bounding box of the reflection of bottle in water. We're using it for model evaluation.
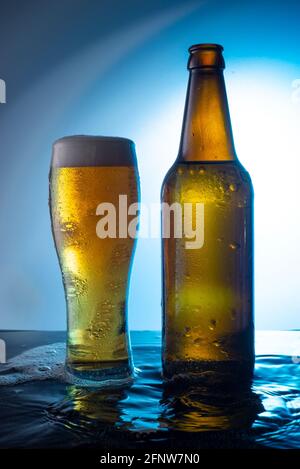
[160,383,263,432]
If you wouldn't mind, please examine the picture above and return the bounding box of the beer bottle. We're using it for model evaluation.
[161,44,254,385]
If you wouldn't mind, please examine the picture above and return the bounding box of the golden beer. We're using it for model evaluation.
[162,45,254,384]
[49,136,139,383]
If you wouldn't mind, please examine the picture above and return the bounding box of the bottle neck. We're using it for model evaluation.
[178,68,236,162]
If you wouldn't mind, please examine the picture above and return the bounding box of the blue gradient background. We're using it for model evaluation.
[0,0,299,330]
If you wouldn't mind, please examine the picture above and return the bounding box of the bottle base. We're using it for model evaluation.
[163,359,254,388]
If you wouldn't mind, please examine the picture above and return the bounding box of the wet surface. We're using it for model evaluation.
[0,331,299,449]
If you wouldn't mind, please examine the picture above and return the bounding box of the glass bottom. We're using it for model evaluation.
[65,359,133,388]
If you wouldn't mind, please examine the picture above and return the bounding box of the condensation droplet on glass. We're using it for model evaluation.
[111,244,130,266]
[229,242,240,250]
[66,275,87,298]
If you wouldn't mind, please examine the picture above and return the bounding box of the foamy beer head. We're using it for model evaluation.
[51,135,137,167]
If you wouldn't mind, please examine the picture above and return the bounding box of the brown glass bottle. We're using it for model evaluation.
[161,44,254,385]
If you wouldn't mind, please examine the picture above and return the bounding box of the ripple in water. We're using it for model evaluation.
[0,332,299,449]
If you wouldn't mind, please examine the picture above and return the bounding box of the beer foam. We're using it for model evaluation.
[52,135,137,168]
[0,342,67,386]
[0,342,133,388]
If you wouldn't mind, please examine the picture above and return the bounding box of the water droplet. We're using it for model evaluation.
[189,169,195,176]
[111,244,130,265]
[217,237,224,242]
[66,274,87,298]
[229,183,237,192]
[178,167,183,175]
[60,221,78,233]
[209,319,217,330]
[229,242,240,250]
[213,340,220,347]
[199,167,205,175]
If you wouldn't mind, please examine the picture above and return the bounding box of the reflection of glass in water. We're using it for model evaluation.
[45,384,131,447]
[49,136,139,385]
[66,386,128,425]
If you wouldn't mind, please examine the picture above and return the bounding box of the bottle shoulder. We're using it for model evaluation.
[161,160,253,198]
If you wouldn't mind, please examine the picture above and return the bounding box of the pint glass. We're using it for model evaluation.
[49,136,139,384]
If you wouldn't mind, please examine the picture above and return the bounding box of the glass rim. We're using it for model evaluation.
[51,134,137,168]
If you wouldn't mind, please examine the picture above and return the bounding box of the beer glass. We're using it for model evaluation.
[49,136,139,385]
